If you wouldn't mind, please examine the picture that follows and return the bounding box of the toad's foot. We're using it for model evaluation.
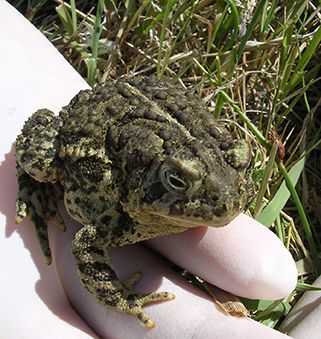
[121,271,175,328]
[72,224,175,328]
[118,290,175,329]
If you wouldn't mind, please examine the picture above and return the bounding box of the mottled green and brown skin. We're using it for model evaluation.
[15,76,252,328]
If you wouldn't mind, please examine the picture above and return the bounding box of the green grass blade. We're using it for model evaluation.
[87,0,104,86]
[296,282,321,292]
[157,0,179,77]
[256,156,305,227]
[220,91,267,146]
[56,4,74,35]
[278,161,321,272]
[70,0,77,32]
[222,0,239,51]
[227,0,266,77]
[286,24,321,91]
[254,141,278,216]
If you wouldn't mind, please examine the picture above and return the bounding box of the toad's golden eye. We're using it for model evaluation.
[160,165,192,193]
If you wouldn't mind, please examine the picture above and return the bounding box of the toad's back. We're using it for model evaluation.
[59,76,233,162]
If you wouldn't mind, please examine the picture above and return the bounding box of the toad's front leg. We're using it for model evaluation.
[15,164,64,264]
[72,221,175,329]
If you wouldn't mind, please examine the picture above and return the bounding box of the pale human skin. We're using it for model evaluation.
[0,2,297,338]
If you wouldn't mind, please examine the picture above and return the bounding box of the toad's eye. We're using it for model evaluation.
[160,166,192,193]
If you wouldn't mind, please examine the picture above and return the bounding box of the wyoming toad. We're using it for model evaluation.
[15,76,252,328]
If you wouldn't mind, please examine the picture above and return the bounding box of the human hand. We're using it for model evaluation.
[52,210,296,338]
[0,2,296,338]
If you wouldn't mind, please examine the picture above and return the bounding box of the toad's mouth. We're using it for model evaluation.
[145,208,240,228]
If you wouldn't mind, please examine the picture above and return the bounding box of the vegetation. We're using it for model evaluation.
[10,0,321,332]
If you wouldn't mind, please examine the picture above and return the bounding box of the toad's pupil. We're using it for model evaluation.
[167,172,189,191]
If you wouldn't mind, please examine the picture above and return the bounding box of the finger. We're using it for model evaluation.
[147,213,297,300]
[280,275,321,337]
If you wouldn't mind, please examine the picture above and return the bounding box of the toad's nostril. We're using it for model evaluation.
[213,207,226,217]
[207,192,220,205]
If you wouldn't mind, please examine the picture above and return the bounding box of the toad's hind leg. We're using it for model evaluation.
[72,222,175,329]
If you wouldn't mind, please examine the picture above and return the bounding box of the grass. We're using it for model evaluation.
[9,0,321,333]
